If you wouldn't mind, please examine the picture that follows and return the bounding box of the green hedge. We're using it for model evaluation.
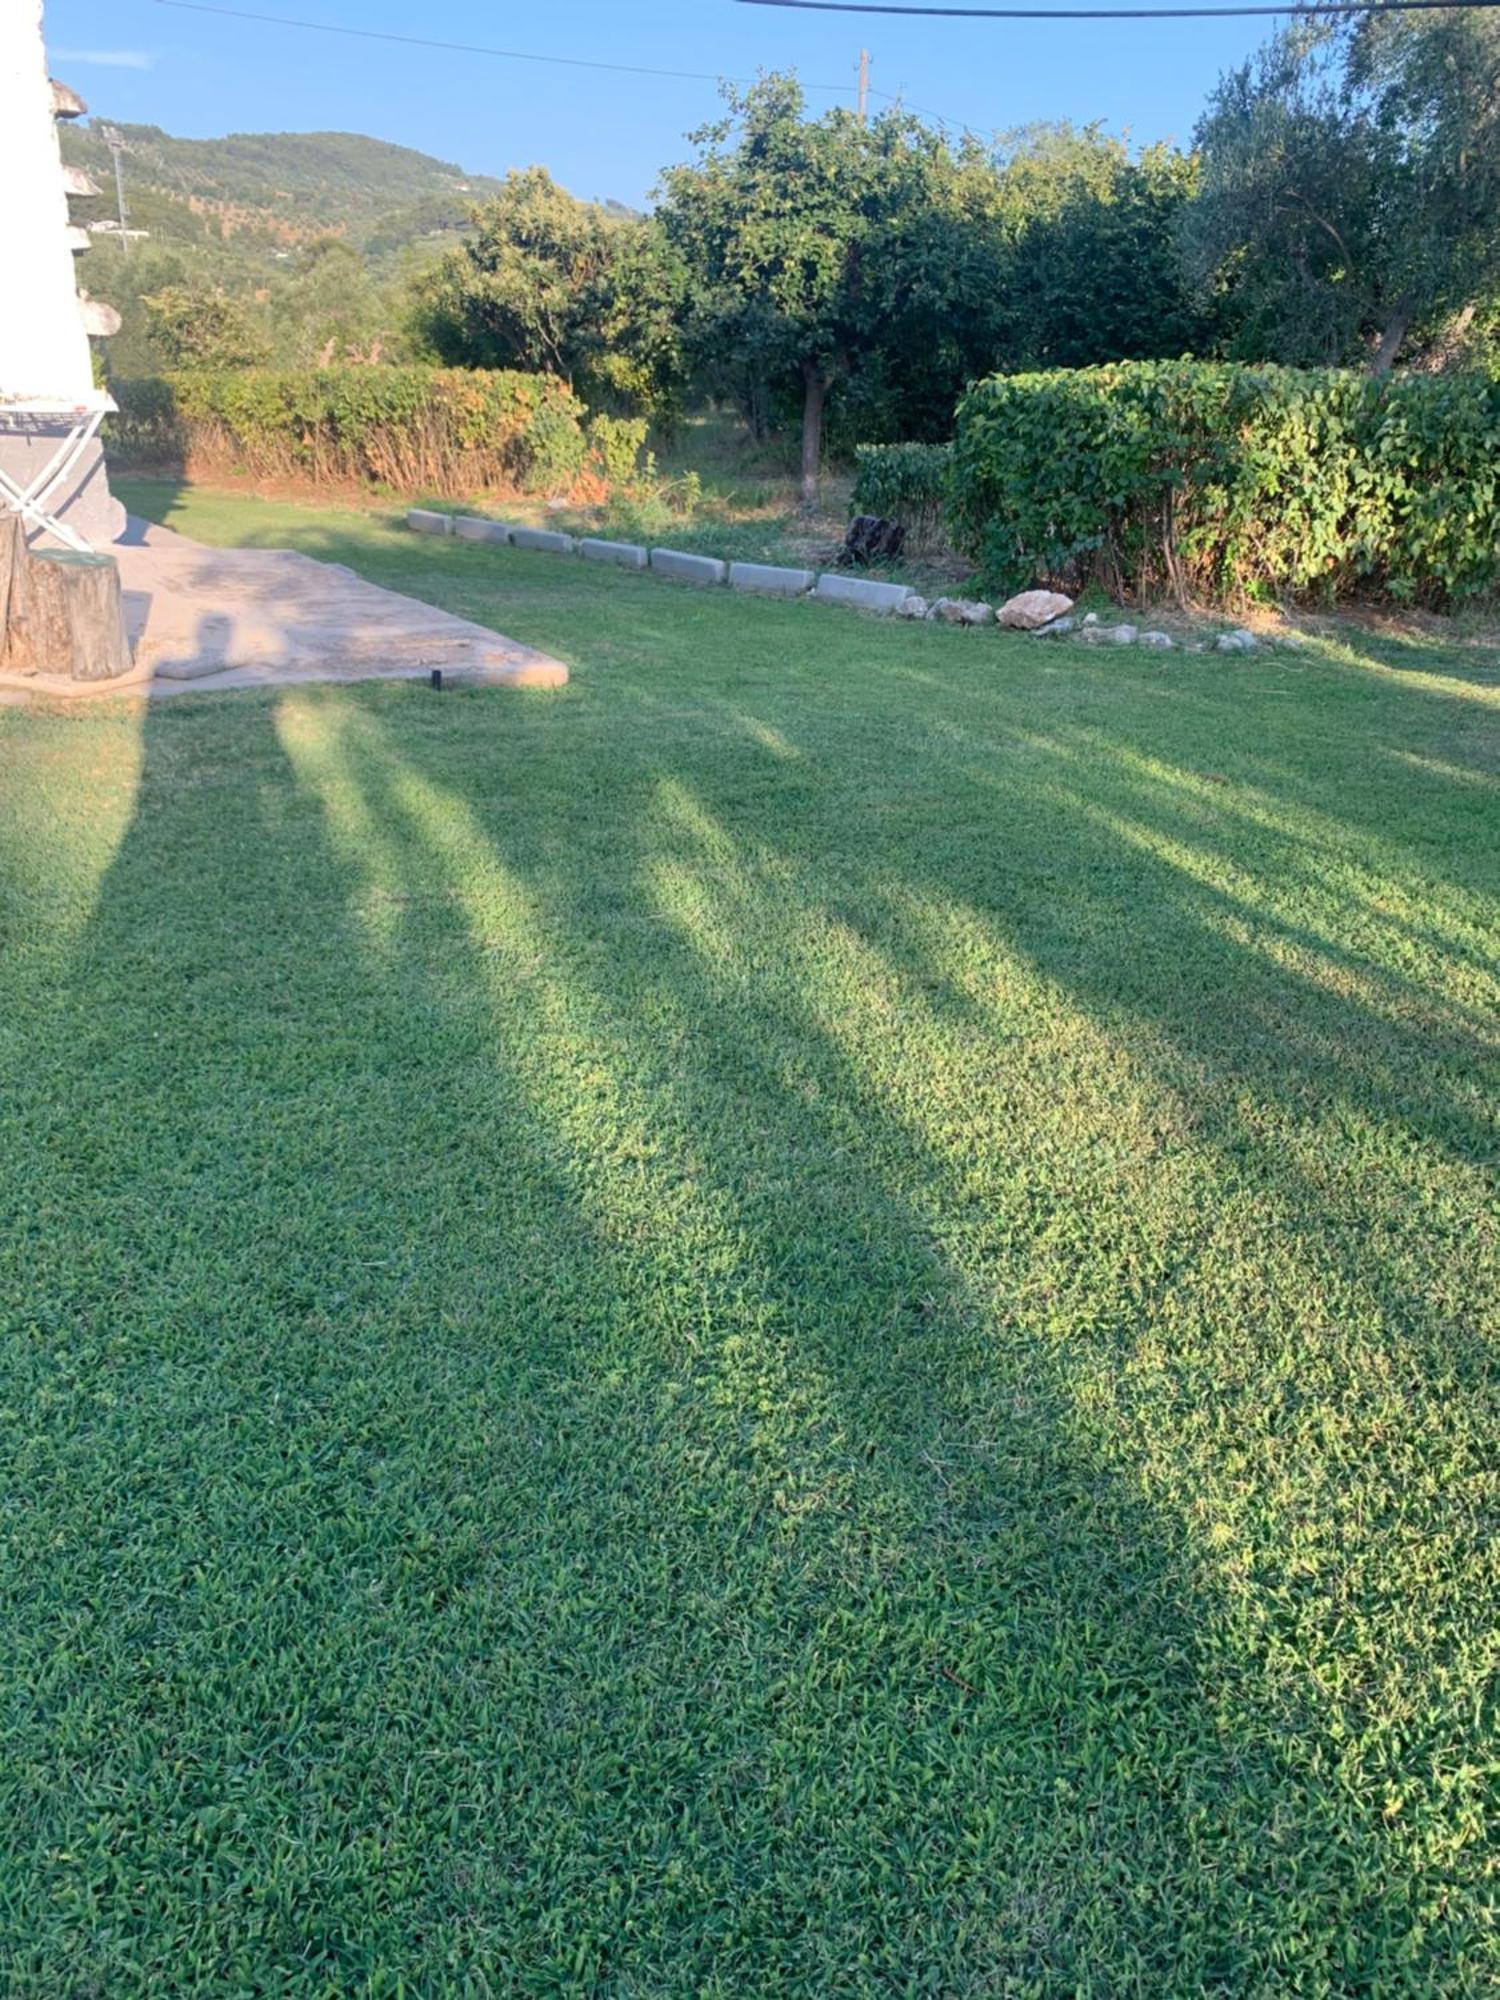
[850,443,952,551]
[949,361,1500,606]
[107,368,604,497]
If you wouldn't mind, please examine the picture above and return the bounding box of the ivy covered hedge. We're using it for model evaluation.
[106,368,637,498]
[949,361,1500,606]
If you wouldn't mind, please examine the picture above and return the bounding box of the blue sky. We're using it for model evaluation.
[45,0,1275,206]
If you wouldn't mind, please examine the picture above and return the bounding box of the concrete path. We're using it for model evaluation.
[0,517,567,701]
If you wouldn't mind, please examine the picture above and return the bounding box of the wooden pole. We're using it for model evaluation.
[857,47,869,123]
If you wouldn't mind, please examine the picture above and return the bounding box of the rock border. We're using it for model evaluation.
[407,510,1275,656]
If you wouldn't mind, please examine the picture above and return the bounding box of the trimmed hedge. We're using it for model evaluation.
[107,368,604,497]
[850,443,952,551]
[949,360,1500,606]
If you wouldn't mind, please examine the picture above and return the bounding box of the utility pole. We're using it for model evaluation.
[857,47,869,124]
[102,126,129,254]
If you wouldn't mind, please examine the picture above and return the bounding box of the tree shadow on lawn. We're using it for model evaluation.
[1,644,1494,1994]
[303,680,1494,1986]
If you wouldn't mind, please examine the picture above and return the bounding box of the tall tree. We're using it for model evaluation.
[994,124,1211,368]
[657,78,1003,507]
[1184,12,1500,370]
[411,167,683,418]
[268,237,384,365]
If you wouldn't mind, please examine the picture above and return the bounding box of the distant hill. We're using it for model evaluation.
[57,121,635,376]
[60,122,508,265]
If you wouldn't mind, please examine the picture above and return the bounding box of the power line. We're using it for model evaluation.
[147,0,859,97]
[867,87,985,129]
[740,0,1500,16]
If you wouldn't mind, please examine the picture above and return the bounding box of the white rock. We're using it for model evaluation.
[928,596,995,626]
[1084,623,1138,646]
[1138,630,1174,649]
[996,588,1074,630]
[895,594,929,619]
[1034,615,1076,637]
[1215,630,1256,655]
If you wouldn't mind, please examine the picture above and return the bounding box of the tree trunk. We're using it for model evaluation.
[1370,294,1414,375]
[0,515,24,658]
[3,546,132,681]
[799,362,829,513]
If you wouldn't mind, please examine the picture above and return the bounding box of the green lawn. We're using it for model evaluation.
[2,484,1497,1994]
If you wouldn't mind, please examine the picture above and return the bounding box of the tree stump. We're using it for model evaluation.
[0,515,24,654]
[0,517,132,681]
[838,515,906,568]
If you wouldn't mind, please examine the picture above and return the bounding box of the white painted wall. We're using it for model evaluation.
[0,0,94,401]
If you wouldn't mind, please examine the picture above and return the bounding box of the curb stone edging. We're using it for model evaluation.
[419,513,1266,654]
[452,517,511,545]
[727,560,816,597]
[510,526,576,555]
[650,548,728,586]
[579,537,649,570]
[812,574,916,615]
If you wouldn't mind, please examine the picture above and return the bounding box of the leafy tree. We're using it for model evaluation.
[826,135,1014,447]
[657,77,1013,506]
[1184,12,1500,370]
[140,283,271,369]
[411,167,683,418]
[993,124,1211,367]
[82,244,191,376]
[268,237,385,365]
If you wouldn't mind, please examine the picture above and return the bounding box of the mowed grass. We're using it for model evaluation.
[1,484,1497,1994]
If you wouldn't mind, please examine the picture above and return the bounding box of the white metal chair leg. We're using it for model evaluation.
[0,399,111,554]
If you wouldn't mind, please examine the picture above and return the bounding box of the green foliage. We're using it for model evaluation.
[585,412,653,490]
[950,358,1500,605]
[106,367,609,497]
[65,123,505,376]
[1185,14,1500,369]
[265,238,384,366]
[140,285,271,370]
[657,78,1017,499]
[850,442,953,548]
[411,168,684,421]
[993,125,1211,368]
[656,92,1221,491]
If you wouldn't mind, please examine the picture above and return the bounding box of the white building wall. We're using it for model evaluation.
[0,0,95,401]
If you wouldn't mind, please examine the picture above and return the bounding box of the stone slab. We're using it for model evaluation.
[728,560,815,597]
[812,573,914,615]
[509,526,575,555]
[407,508,452,536]
[579,536,648,570]
[0,516,568,701]
[452,516,512,544]
[650,548,727,586]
